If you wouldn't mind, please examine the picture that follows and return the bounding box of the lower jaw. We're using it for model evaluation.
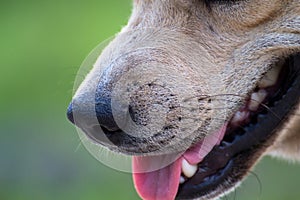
[176,53,300,199]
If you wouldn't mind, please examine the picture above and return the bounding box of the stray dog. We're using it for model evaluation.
[67,0,300,199]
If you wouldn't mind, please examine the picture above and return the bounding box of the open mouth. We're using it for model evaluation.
[176,53,300,199]
[133,53,300,200]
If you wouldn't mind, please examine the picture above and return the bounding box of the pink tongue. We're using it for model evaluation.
[133,123,228,200]
[133,156,183,200]
[184,124,227,165]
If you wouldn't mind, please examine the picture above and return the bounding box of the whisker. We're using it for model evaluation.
[233,187,237,200]
[258,102,281,121]
[248,170,263,199]
[222,193,229,200]
[180,106,236,111]
[179,116,229,123]
[184,93,246,102]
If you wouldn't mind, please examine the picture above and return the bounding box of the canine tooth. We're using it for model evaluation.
[180,176,186,184]
[248,89,267,111]
[182,159,198,178]
[258,63,282,88]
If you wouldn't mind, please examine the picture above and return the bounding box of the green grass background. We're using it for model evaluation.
[0,1,299,199]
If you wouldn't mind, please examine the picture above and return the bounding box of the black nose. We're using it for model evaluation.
[66,103,74,124]
[66,97,121,132]
[94,98,120,131]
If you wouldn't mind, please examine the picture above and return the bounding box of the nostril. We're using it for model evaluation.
[67,103,75,124]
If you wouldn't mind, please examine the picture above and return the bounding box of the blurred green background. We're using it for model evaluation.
[1,1,300,200]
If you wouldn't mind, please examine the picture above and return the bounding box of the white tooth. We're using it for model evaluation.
[258,62,282,88]
[180,176,186,184]
[182,159,198,178]
[248,89,268,111]
[231,111,249,125]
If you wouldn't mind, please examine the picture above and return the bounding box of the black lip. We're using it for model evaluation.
[176,54,300,200]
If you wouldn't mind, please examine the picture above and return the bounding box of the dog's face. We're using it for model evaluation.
[67,0,300,199]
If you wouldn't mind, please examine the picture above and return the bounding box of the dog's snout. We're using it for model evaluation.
[66,47,206,154]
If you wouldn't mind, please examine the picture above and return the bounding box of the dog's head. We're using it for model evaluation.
[67,0,300,199]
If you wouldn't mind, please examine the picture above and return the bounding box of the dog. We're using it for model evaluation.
[67,0,300,199]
